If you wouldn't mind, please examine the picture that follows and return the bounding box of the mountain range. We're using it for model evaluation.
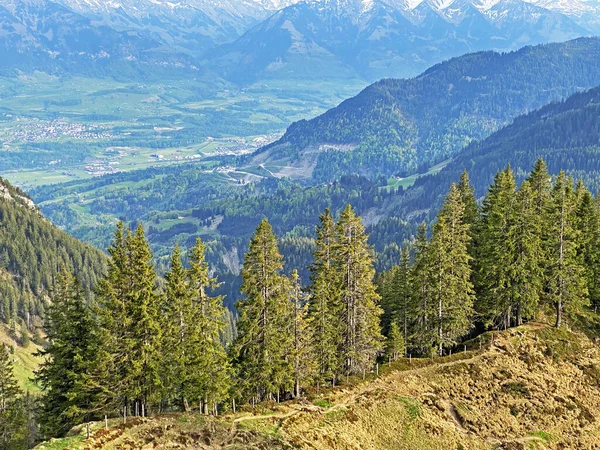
[251,37,600,181]
[0,0,596,82]
[205,0,591,83]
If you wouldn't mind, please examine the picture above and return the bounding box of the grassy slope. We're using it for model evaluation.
[0,324,42,393]
[34,321,600,449]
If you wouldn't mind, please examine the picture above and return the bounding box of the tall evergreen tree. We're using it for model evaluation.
[392,246,412,345]
[0,343,25,449]
[95,223,161,415]
[36,269,102,437]
[334,205,383,375]
[162,244,193,410]
[233,219,293,401]
[546,172,589,327]
[457,169,479,229]
[411,222,433,353]
[477,166,518,328]
[526,158,552,287]
[575,187,600,310]
[187,238,231,414]
[308,209,343,387]
[509,181,544,325]
[429,184,475,355]
[288,270,314,397]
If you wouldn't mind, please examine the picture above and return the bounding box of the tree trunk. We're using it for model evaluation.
[555,299,562,328]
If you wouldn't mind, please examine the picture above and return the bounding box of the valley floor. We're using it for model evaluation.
[35,322,600,449]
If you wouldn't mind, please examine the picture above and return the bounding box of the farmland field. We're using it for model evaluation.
[0,72,366,189]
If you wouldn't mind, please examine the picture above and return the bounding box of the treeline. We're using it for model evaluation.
[5,158,600,445]
[32,205,383,439]
[379,159,598,357]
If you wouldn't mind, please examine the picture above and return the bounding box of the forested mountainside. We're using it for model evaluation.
[30,325,600,449]
[401,82,600,221]
[0,177,106,331]
[254,38,600,181]
[32,172,414,307]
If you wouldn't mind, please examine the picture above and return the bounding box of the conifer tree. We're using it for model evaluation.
[187,238,231,414]
[411,222,433,353]
[233,219,293,401]
[95,223,161,415]
[509,181,544,324]
[162,244,192,410]
[392,246,412,344]
[308,209,343,386]
[428,184,474,355]
[127,225,162,413]
[547,172,588,327]
[575,187,600,310]
[526,158,552,285]
[0,343,25,449]
[527,158,552,219]
[457,169,479,229]
[36,269,102,437]
[334,205,383,375]
[477,166,518,328]
[288,271,315,397]
[385,321,405,361]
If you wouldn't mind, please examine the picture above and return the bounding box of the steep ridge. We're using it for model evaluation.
[251,37,600,181]
[0,177,106,330]
[401,82,600,219]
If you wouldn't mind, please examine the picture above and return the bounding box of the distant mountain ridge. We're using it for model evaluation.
[250,37,600,181]
[204,0,590,84]
[0,0,594,82]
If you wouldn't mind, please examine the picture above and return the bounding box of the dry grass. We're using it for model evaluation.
[34,323,600,449]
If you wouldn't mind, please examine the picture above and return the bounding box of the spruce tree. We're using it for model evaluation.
[428,184,475,355]
[547,172,588,328]
[575,187,600,310]
[509,180,544,325]
[385,321,405,362]
[411,222,433,353]
[308,209,343,387]
[457,169,479,229]
[334,205,383,375]
[0,343,24,449]
[162,244,192,410]
[477,166,518,328]
[187,238,231,414]
[392,246,412,345]
[288,271,315,397]
[233,219,293,401]
[36,269,102,437]
[526,158,552,288]
[95,223,161,415]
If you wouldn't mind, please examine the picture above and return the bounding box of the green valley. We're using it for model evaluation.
[0,73,365,188]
